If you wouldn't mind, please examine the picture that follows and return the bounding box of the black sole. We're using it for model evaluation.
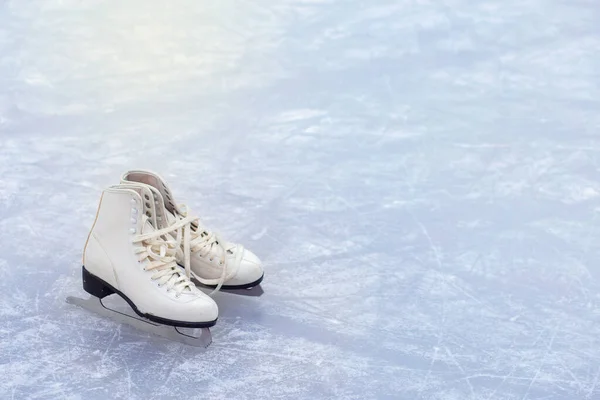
[175,263,265,290]
[81,266,218,328]
[197,274,264,290]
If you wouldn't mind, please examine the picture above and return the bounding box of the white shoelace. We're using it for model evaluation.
[170,204,243,294]
[133,217,194,297]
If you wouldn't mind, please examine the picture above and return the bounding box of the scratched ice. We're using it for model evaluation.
[1,0,600,399]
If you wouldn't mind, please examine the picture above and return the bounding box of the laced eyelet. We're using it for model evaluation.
[131,218,137,224]
[129,228,136,234]
[132,208,138,214]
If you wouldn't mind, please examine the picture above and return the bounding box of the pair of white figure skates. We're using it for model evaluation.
[67,170,264,347]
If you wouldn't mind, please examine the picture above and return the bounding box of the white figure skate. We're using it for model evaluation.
[121,170,264,293]
[66,183,217,347]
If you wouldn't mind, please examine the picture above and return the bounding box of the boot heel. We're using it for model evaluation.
[82,266,114,299]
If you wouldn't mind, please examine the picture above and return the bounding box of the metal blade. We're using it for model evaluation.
[66,296,212,348]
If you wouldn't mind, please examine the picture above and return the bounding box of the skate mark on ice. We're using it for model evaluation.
[156,346,185,394]
[521,325,558,400]
[445,346,475,398]
[421,345,440,395]
[587,367,600,399]
[409,211,444,271]
[250,227,268,240]
[101,327,121,362]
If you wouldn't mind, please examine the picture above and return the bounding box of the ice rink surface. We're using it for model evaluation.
[1,0,600,399]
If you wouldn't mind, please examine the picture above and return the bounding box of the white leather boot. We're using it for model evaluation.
[121,170,264,291]
[82,183,218,327]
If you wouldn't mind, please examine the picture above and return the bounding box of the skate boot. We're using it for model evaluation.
[121,170,264,292]
[68,183,218,347]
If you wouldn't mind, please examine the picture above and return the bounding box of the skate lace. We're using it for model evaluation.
[171,204,243,294]
[133,216,195,297]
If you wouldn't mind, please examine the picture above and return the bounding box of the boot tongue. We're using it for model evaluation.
[121,170,178,217]
[165,209,178,225]
[142,218,156,234]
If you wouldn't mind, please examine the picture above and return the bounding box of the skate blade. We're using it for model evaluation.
[66,296,212,348]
